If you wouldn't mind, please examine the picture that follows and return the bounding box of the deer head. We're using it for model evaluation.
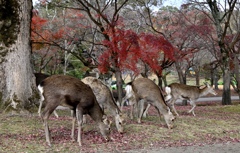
[202,82,217,96]
[163,107,175,129]
[99,115,112,141]
[114,110,126,133]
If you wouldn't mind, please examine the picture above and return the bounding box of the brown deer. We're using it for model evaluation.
[125,78,175,129]
[82,76,125,133]
[38,74,111,146]
[165,83,217,116]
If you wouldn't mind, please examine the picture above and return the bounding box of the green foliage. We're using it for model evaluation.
[66,55,86,79]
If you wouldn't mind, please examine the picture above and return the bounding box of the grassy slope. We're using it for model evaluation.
[0,101,240,153]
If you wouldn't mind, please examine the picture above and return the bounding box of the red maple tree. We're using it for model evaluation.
[98,27,174,77]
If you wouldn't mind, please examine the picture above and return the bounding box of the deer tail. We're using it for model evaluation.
[165,86,172,101]
[124,84,134,99]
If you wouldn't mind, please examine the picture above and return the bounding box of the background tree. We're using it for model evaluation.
[0,0,36,112]
[188,0,240,105]
[148,5,216,89]
[31,1,94,77]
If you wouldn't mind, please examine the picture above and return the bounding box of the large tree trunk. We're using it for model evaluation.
[0,0,36,113]
[206,0,237,105]
[222,65,231,105]
[232,54,240,99]
[195,68,200,86]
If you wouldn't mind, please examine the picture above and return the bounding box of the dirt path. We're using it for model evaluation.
[122,142,240,153]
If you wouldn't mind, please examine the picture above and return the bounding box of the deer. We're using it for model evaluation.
[124,78,175,129]
[38,74,111,146]
[165,83,217,116]
[82,76,125,133]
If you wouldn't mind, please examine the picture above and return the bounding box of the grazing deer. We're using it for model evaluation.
[38,75,111,146]
[125,78,175,129]
[82,76,125,133]
[165,83,217,116]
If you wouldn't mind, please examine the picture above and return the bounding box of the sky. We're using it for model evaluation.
[163,0,185,8]
[32,0,185,8]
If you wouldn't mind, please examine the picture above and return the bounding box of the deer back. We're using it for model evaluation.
[82,77,120,112]
[132,78,168,109]
[41,75,104,121]
[168,83,202,100]
[168,83,217,100]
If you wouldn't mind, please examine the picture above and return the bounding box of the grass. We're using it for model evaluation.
[1,102,240,152]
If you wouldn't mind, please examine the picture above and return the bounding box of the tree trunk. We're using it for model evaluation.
[0,0,36,113]
[233,54,240,99]
[206,0,237,105]
[213,68,219,90]
[161,71,170,87]
[175,62,185,84]
[175,62,187,105]
[222,68,231,105]
[195,69,200,86]
[115,69,124,110]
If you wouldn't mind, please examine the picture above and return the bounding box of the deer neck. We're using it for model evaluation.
[199,86,210,97]
[89,102,105,123]
[108,95,121,116]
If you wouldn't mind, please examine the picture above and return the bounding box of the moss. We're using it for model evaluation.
[0,93,22,113]
[0,47,8,64]
[0,92,3,110]
[0,0,20,47]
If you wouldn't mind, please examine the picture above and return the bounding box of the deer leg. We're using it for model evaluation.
[38,93,44,116]
[130,103,134,119]
[127,97,136,119]
[53,110,59,118]
[41,106,57,147]
[188,101,196,116]
[168,99,179,116]
[42,114,51,146]
[82,115,87,124]
[38,101,43,117]
[76,109,83,146]
[172,105,179,116]
[71,109,76,141]
[143,104,150,118]
[137,99,145,123]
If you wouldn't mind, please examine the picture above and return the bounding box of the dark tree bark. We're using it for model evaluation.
[207,0,237,105]
[0,0,37,113]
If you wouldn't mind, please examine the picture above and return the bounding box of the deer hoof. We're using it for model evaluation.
[47,142,52,147]
[168,125,174,129]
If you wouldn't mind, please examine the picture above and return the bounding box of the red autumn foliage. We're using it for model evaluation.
[31,13,66,49]
[98,28,174,75]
